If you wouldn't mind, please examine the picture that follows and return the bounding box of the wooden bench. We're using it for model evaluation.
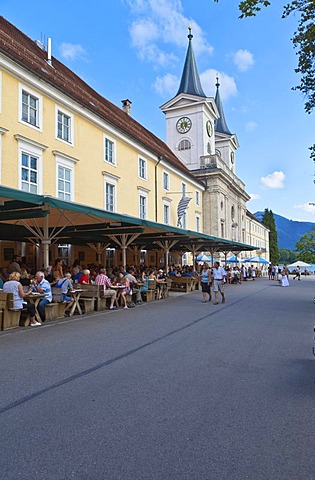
[169,276,195,292]
[0,291,22,330]
[146,280,157,302]
[45,302,60,322]
[51,287,72,318]
[74,285,100,313]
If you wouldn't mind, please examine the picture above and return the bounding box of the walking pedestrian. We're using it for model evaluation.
[200,263,212,303]
[293,266,301,281]
[212,261,226,304]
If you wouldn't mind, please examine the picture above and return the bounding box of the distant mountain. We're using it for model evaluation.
[254,211,315,250]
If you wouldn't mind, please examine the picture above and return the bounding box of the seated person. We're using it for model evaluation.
[78,269,90,284]
[72,266,83,284]
[94,268,117,310]
[3,271,39,326]
[114,273,129,309]
[31,271,52,322]
[139,270,149,302]
[55,272,74,316]
[156,269,167,299]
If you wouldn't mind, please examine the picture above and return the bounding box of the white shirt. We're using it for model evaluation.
[212,266,226,280]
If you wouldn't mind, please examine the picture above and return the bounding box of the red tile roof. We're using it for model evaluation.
[0,16,202,184]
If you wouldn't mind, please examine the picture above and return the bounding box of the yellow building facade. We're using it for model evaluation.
[245,211,269,262]
[0,18,205,267]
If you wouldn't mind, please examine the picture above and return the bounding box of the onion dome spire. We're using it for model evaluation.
[176,27,206,98]
[214,76,231,135]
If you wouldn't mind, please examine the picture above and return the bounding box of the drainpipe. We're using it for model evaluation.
[155,156,163,222]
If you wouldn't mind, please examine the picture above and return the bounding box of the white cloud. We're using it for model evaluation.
[60,42,86,60]
[261,171,285,189]
[232,49,254,72]
[293,203,315,215]
[200,69,237,100]
[126,0,213,65]
[249,193,261,200]
[245,121,258,132]
[154,73,179,96]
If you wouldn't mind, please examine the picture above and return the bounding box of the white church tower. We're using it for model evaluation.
[160,28,219,169]
[161,28,250,242]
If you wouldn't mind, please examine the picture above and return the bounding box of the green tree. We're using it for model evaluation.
[278,248,297,263]
[214,1,315,158]
[262,208,279,264]
[295,227,315,262]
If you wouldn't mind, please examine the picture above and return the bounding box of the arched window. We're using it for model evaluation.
[207,142,211,154]
[231,205,235,221]
[178,139,191,151]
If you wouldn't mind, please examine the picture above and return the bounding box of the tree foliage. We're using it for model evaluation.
[262,208,279,264]
[278,248,297,263]
[214,1,315,159]
[295,227,315,262]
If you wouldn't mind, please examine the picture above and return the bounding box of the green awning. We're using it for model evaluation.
[0,186,255,252]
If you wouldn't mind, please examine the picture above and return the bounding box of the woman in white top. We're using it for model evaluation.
[3,271,40,326]
[281,265,290,287]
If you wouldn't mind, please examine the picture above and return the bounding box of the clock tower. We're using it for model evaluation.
[161,28,250,242]
[160,28,219,170]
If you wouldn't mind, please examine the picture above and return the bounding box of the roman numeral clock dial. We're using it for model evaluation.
[176,117,192,134]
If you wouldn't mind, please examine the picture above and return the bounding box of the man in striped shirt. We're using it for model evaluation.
[95,268,117,310]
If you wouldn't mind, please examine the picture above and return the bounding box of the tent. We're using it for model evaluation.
[287,261,311,268]
[196,254,212,262]
[227,255,242,263]
[244,256,269,264]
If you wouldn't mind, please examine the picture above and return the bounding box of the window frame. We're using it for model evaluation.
[138,157,147,180]
[178,139,191,151]
[103,173,118,212]
[54,152,77,202]
[163,201,170,225]
[16,136,45,194]
[196,214,200,232]
[19,84,43,131]
[163,171,170,191]
[138,189,148,220]
[56,106,74,145]
[104,135,116,166]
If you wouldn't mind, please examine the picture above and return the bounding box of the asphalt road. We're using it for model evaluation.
[1,276,315,480]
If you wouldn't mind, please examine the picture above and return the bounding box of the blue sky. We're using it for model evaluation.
[2,0,315,222]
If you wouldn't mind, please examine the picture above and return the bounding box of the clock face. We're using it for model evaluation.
[176,117,192,134]
[206,120,213,137]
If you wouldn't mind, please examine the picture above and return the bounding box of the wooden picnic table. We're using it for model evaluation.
[24,293,47,323]
[68,289,83,316]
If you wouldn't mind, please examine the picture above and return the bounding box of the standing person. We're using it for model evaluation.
[31,271,52,322]
[281,264,290,287]
[251,265,256,281]
[200,263,212,303]
[3,271,39,326]
[52,258,63,282]
[7,254,22,274]
[212,261,226,305]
